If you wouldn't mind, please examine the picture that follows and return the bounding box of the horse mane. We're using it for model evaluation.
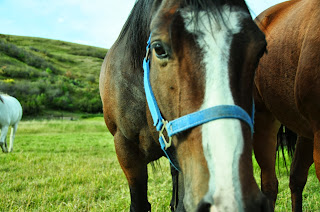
[117,0,250,70]
[115,0,154,70]
[0,96,3,103]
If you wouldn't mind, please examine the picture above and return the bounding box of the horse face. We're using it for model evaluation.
[148,1,268,211]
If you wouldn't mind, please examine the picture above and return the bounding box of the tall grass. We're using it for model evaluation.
[0,118,319,211]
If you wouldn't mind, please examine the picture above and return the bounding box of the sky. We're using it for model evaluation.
[0,0,286,49]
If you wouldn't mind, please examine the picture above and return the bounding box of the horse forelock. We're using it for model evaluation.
[179,0,250,29]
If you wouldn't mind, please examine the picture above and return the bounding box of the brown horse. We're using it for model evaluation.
[253,0,320,211]
[100,0,268,211]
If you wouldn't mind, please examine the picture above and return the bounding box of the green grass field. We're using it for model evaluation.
[0,118,319,211]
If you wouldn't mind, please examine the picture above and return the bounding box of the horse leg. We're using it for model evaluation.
[253,105,280,209]
[170,164,179,211]
[289,136,313,212]
[114,132,151,212]
[170,166,185,212]
[9,123,18,152]
[314,129,320,182]
[0,126,9,153]
[176,170,185,211]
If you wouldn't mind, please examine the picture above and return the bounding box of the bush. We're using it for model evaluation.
[2,78,15,83]
[76,96,102,113]
[0,36,105,116]
[70,46,106,59]
[0,79,103,115]
[0,39,60,73]
[19,94,46,115]
[52,94,73,110]
[0,65,43,78]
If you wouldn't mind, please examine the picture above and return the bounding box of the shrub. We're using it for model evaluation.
[86,75,96,83]
[0,39,60,73]
[70,46,106,59]
[0,36,105,115]
[52,94,73,111]
[46,67,53,74]
[0,65,44,78]
[20,94,46,115]
[2,78,15,83]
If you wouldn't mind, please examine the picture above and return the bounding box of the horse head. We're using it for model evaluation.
[146,0,268,211]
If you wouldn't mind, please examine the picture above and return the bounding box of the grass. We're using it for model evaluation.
[253,155,320,211]
[0,117,171,211]
[0,118,319,211]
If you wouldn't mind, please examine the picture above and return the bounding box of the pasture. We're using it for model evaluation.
[0,117,319,211]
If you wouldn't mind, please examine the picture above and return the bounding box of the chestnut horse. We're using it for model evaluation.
[100,0,268,211]
[253,0,320,211]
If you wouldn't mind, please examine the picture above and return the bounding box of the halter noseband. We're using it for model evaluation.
[143,35,254,171]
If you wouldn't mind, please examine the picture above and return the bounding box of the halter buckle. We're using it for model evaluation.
[159,119,172,150]
[145,34,151,60]
[145,47,150,61]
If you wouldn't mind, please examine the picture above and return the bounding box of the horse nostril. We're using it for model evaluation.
[196,200,212,212]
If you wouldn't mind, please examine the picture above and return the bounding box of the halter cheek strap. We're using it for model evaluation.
[143,34,254,171]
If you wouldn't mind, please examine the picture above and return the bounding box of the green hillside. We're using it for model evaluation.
[0,34,108,116]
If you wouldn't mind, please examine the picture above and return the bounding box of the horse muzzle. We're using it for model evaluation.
[195,192,272,212]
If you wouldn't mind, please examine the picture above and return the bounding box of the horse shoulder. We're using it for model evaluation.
[100,44,147,138]
[100,48,118,135]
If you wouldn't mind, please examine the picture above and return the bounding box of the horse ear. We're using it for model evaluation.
[151,0,163,14]
[150,0,181,32]
[155,0,180,17]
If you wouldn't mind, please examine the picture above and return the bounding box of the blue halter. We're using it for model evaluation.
[143,35,254,171]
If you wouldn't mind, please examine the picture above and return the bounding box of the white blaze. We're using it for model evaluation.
[182,6,249,212]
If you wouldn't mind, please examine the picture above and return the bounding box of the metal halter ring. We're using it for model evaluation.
[159,119,172,150]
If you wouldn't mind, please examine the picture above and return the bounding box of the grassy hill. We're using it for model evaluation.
[0,34,108,116]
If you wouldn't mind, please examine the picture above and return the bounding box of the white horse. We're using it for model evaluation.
[0,95,22,153]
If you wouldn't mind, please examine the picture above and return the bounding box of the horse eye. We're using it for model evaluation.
[153,43,168,59]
